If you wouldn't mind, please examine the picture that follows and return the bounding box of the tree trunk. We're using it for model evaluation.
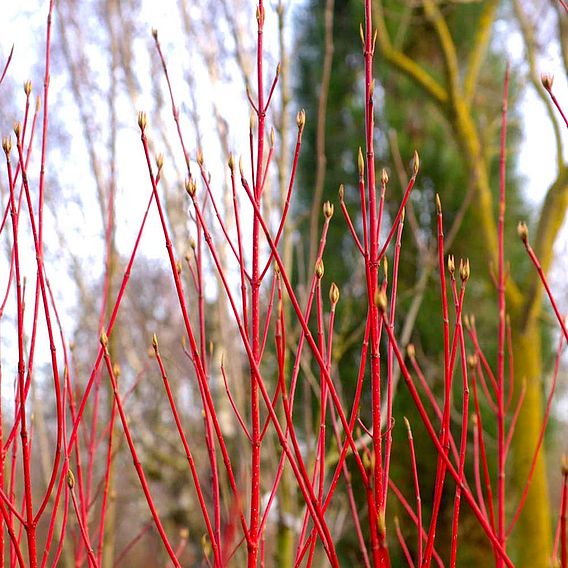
[510,315,551,567]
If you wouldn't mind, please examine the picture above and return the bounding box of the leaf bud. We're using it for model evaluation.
[374,289,387,313]
[358,147,365,176]
[296,109,306,132]
[185,177,196,197]
[467,354,478,369]
[459,258,470,282]
[329,282,340,305]
[338,183,345,201]
[323,200,334,219]
[155,153,164,171]
[381,168,389,185]
[406,343,415,359]
[412,149,420,176]
[228,153,235,171]
[541,73,554,91]
[447,254,455,275]
[2,136,12,156]
[67,470,75,489]
[517,221,528,244]
[137,111,147,131]
[315,259,324,279]
[24,80,32,96]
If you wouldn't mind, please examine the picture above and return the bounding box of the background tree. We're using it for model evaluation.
[294,0,566,565]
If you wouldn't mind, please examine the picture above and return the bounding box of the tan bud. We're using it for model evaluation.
[270,127,275,148]
[13,122,22,141]
[435,193,442,214]
[155,153,164,171]
[358,147,364,176]
[323,201,334,219]
[276,62,281,77]
[447,254,455,275]
[239,156,244,178]
[377,510,386,539]
[403,416,412,436]
[67,470,75,489]
[228,153,235,171]
[137,111,147,131]
[249,111,256,131]
[329,282,340,305]
[315,259,324,279]
[359,23,365,48]
[196,148,204,167]
[459,258,470,282]
[406,343,415,359]
[185,177,196,197]
[374,289,387,313]
[412,149,420,176]
[113,363,121,377]
[517,221,528,244]
[176,260,183,275]
[338,184,345,201]
[541,73,554,91]
[152,333,158,350]
[100,330,108,347]
[467,354,478,369]
[296,109,306,132]
[189,237,196,250]
[2,136,12,156]
[202,533,212,558]
[381,168,389,185]
[24,80,32,96]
